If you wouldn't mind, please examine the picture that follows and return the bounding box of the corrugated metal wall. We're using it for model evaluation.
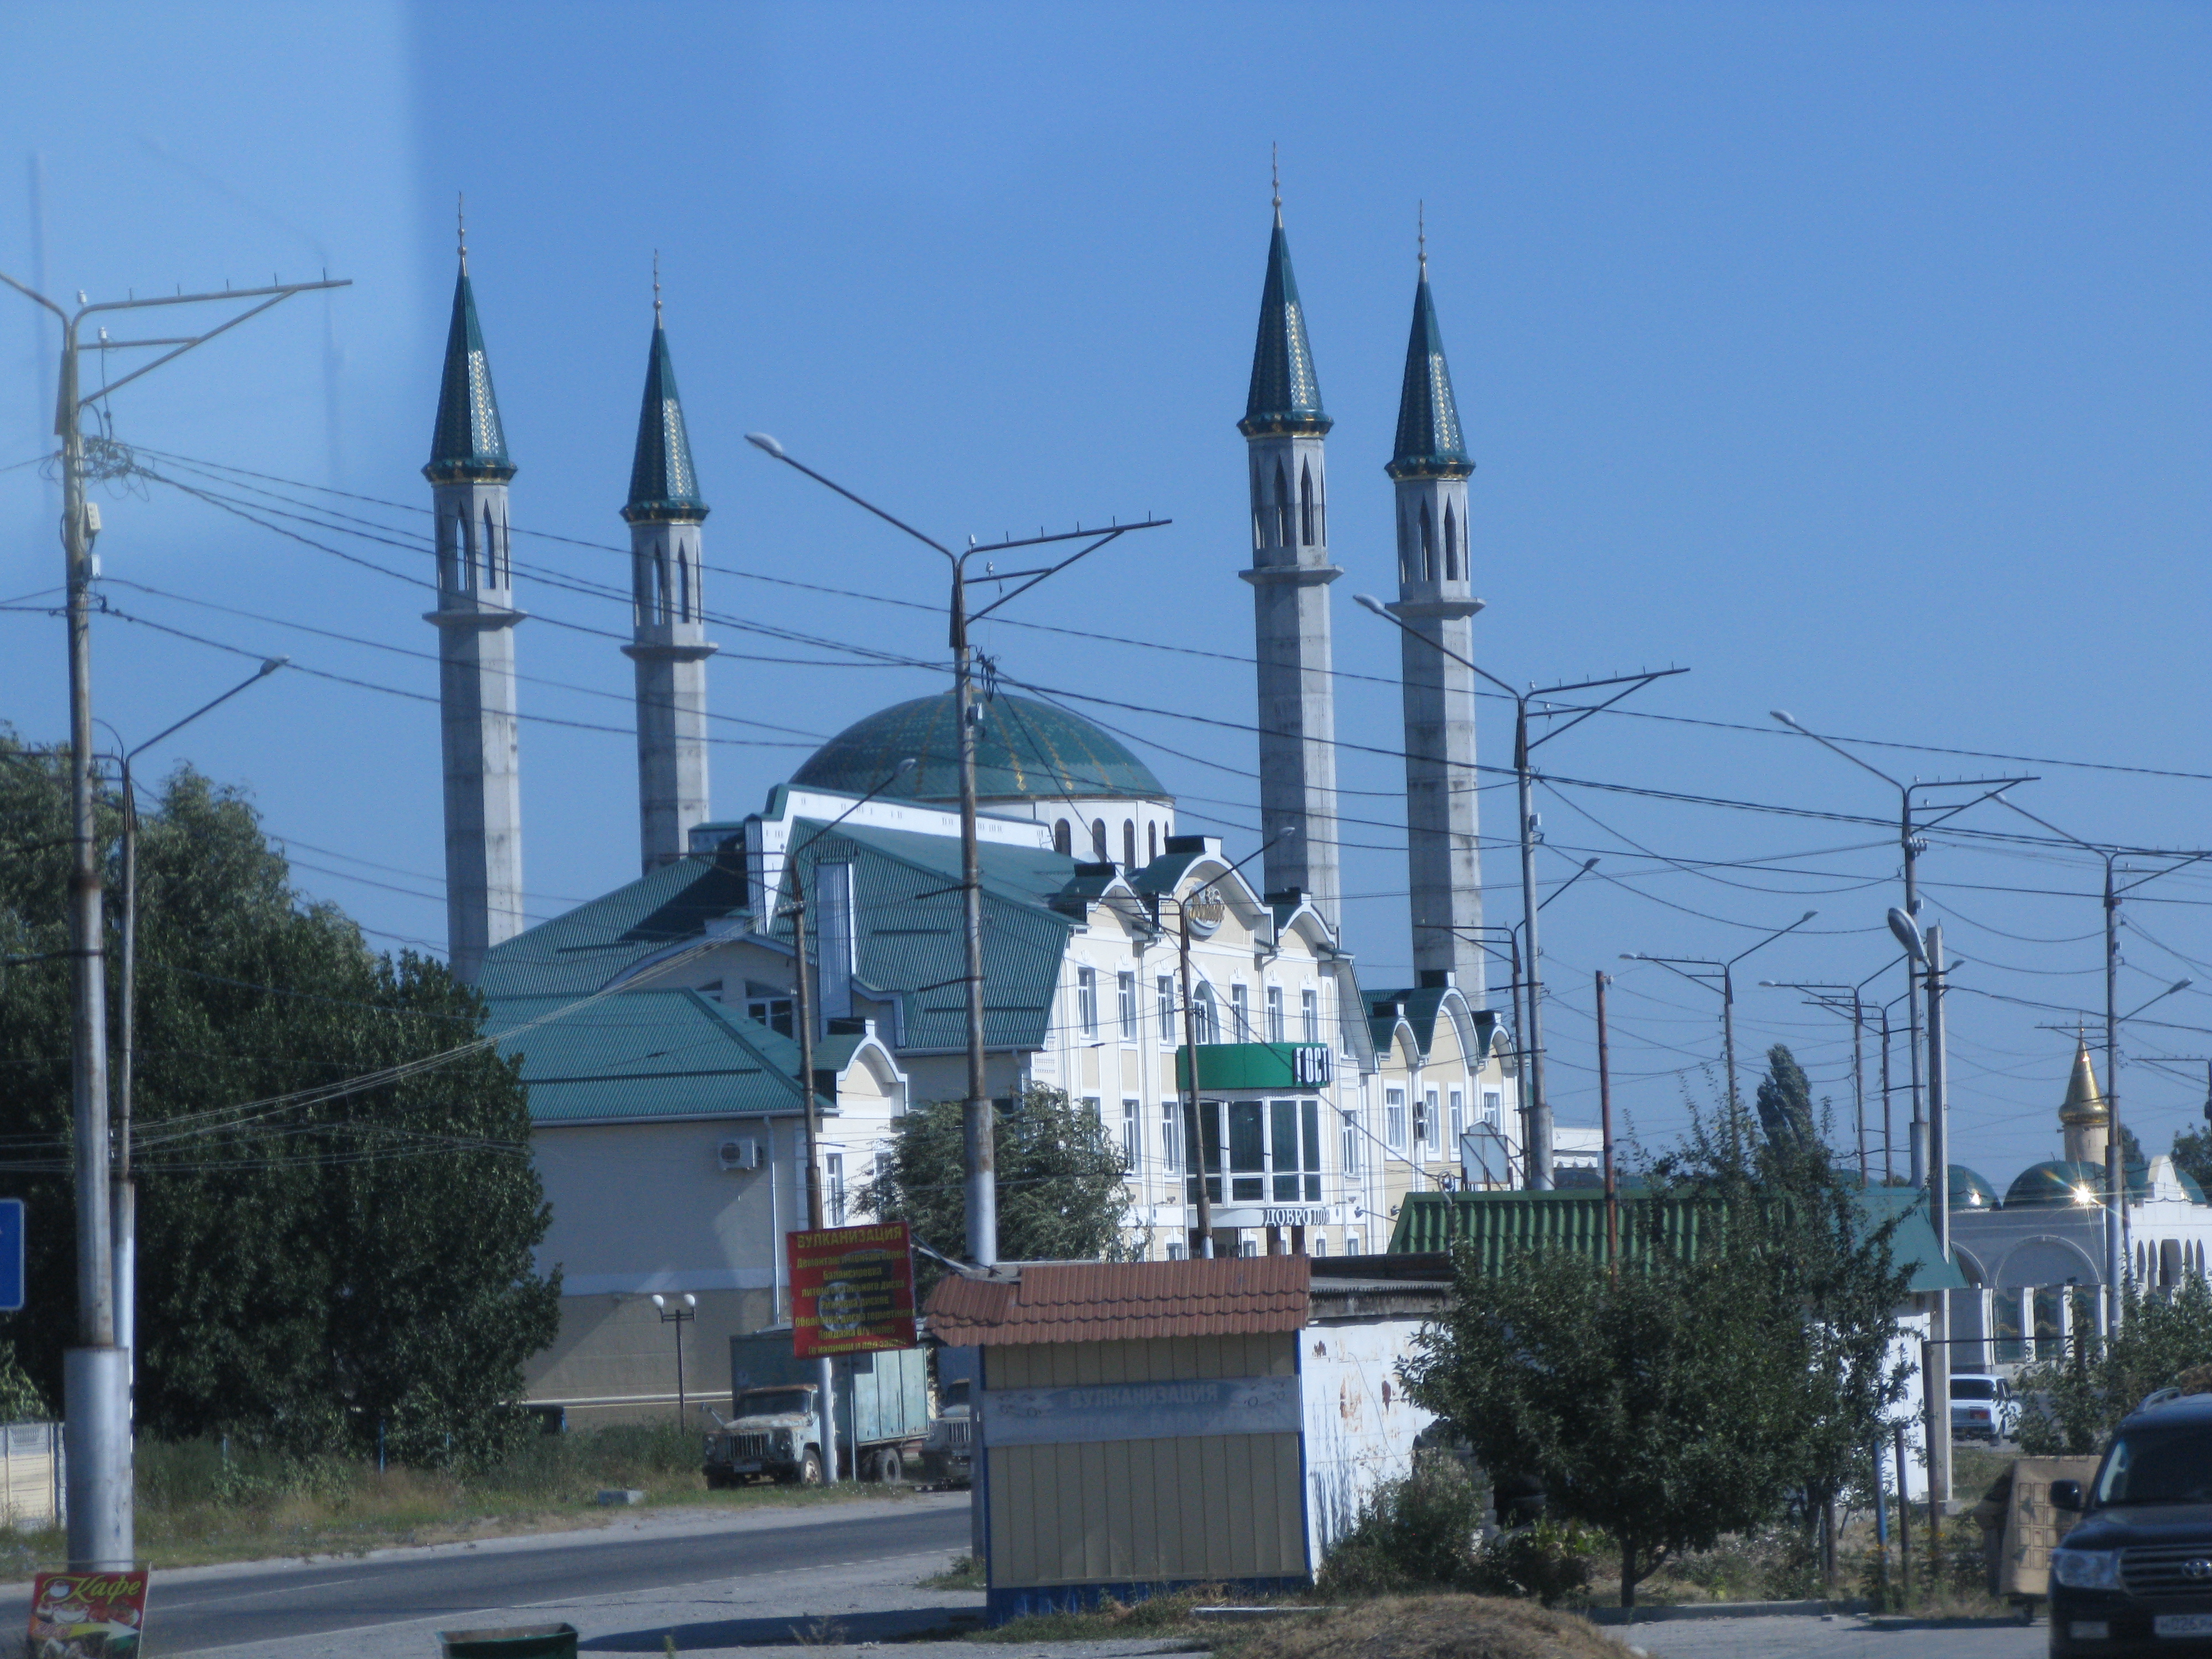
[985,1333,1305,1589]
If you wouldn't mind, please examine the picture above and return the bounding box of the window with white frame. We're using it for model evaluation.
[1386,1088,1407,1152]
[1311,1235,1327,1257]
[1161,1100,1182,1173]
[1417,1088,1438,1159]
[1302,987,1318,1045]
[1231,982,1250,1041]
[1449,1088,1465,1147]
[1121,1098,1141,1172]
[826,1152,846,1225]
[1193,983,1218,1046]
[1340,1107,1361,1175]
[1118,971,1138,1039]
[1480,1087,1502,1125]
[1157,974,1175,1037]
[1263,985,1282,1043]
[1077,967,1098,1038]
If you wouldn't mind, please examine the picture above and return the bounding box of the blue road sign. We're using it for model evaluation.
[0,1200,22,1313]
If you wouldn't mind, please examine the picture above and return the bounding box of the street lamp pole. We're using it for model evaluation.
[1888,907,1953,1511]
[649,1293,697,1416]
[0,263,346,1573]
[748,434,1165,1265]
[1357,593,1684,1186]
[111,656,288,1423]
[1623,911,1818,1154]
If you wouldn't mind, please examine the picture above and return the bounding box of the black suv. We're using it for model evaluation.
[2051,1393,2212,1654]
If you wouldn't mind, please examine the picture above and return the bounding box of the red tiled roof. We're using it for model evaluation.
[925,1256,1312,1345]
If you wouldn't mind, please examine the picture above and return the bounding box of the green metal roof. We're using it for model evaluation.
[1239,219,1330,437]
[2006,1158,2147,1209]
[623,316,707,521]
[1387,1185,1966,1293]
[1950,1165,2001,1212]
[488,988,815,1123]
[425,263,514,482]
[1386,269,1469,479]
[791,692,1166,806]
[476,848,751,1002]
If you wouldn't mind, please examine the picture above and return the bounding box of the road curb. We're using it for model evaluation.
[1588,1599,1870,1624]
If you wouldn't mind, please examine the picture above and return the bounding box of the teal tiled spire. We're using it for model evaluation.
[1387,258,1470,480]
[1239,208,1331,437]
[623,306,707,522]
[425,259,515,482]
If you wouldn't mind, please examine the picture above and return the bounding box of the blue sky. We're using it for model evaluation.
[3,2,2209,1182]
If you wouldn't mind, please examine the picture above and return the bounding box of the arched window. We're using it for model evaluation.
[1148,822,1159,862]
[1419,501,1435,582]
[653,549,668,623]
[483,504,497,588]
[1250,466,1265,552]
[1300,462,1314,546]
[1053,820,1072,856]
[678,547,691,621]
[1443,502,1459,582]
[1397,508,1408,586]
[1193,982,1218,1046]
[1273,461,1291,548]
[437,511,457,590]
[1091,819,1109,861]
[461,505,478,590]
[1123,820,1136,868]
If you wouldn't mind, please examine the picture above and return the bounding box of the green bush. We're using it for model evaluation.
[1472,1518,1605,1608]
[1317,1451,1485,1594]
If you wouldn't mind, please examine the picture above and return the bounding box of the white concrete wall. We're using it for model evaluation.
[1300,1315,1436,1569]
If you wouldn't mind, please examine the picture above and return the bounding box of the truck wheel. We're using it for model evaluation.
[800,1448,823,1485]
[877,1448,903,1485]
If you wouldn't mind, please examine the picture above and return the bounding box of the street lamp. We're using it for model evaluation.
[1621,910,1818,1150]
[749,434,1166,1265]
[649,1293,698,1416]
[1155,828,1291,1258]
[1886,904,1957,1516]
[108,655,289,1430]
[1357,592,1686,1187]
[1770,711,2032,1189]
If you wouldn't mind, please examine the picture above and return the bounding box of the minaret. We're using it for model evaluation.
[424,211,524,984]
[1238,168,1342,933]
[622,262,716,873]
[2060,1038,2110,1166]
[1387,217,1484,1000]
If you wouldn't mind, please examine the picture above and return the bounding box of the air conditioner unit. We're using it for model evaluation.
[718,1138,763,1172]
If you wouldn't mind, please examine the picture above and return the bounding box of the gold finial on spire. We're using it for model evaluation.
[653,249,662,323]
[457,192,467,270]
[2060,1035,2109,1127]
[1418,200,1426,277]
[1271,143,1281,227]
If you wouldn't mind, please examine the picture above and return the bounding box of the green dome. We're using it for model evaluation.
[1950,1165,2001,1212]
[792,692,1167,807]
[2005,1159,2147,1209]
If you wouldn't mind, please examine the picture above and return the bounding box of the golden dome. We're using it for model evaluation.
[2059,1039,2108,1127]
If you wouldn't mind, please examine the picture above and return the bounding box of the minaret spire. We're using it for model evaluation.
[1386,226,1483,998]
[623,261,716,873]
[1239,179,1342,933]
[424,228,524,983]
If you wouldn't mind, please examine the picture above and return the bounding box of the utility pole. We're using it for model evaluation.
[1597,970,1617,1266]
[1890,907,1952,1514]
[1766,961,1896,1184]
[1357,593,1683,1186]
[0,266,345,1573]
[747,435,1165,1265]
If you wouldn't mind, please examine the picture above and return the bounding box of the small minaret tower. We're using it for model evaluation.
[622,260,716,873]
[2060,1037,2110,1166]
[1388,215,1484,999]
[424,207,524,984]
[1239,163,1342,932]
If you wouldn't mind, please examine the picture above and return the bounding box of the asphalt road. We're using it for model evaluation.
[0,1496,973,1656]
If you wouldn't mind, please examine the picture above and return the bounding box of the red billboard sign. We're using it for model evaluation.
[29,1568,150,1657]
[787,1222,917,1358]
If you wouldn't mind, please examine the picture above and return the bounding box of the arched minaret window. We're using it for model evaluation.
[1148,822,1159,862]
[437,510,457,591]
[462,504,479,591]
[653,546,668,623]
[482,504,497,589]
[1250,466,1265,552]
[498,507,511,586]
[1123,820,1136,868]
[1397,508,1408,586]
[1091,819,1109,862]
[1300,462,1314,546]
[1053,820,1072,856]
[1443,502,1459,582]
[677,545,691,622]
[1272,461,1291,549]
[1419,500,1435,582]
[1316,467,1326,546]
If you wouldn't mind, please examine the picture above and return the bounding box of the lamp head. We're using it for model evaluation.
[682,1293,697,1309]
[1582,857,1600,871]
[1887,906,1927,964]
[2175,979,2196,995]
[1620,953,1643,963]
[1770,709,1801,731]
[1800,910,1817,923]
[650,1293,666,1310]
[1353,593,1390,618]
[259,656,290,677]
[895,757,917,776]
[745,432,786,458]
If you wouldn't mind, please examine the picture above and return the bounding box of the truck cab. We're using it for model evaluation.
[917,1375,973,1488]
[702,1383,823,1487]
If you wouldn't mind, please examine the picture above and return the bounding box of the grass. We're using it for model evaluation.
[1,1423,923,1573]
[970,1592,1632,1659]
[919,1554,988,1592]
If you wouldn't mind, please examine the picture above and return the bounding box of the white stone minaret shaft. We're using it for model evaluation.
[424,249,524,984]
[622,294,715,872]
[1239,202,1342,933]
[1388,254,1484,999]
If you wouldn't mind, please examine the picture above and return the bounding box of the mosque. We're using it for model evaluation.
[419,201,1525,1421]
[1947,1040,2212,1368]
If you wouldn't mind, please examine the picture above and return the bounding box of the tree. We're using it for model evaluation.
[2176,1124,2212,1195]
[857,1084,1133,1296]
[1753,1044,1814,1151]
[2017,1276,2212,1455]
[0,740,560,1463]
